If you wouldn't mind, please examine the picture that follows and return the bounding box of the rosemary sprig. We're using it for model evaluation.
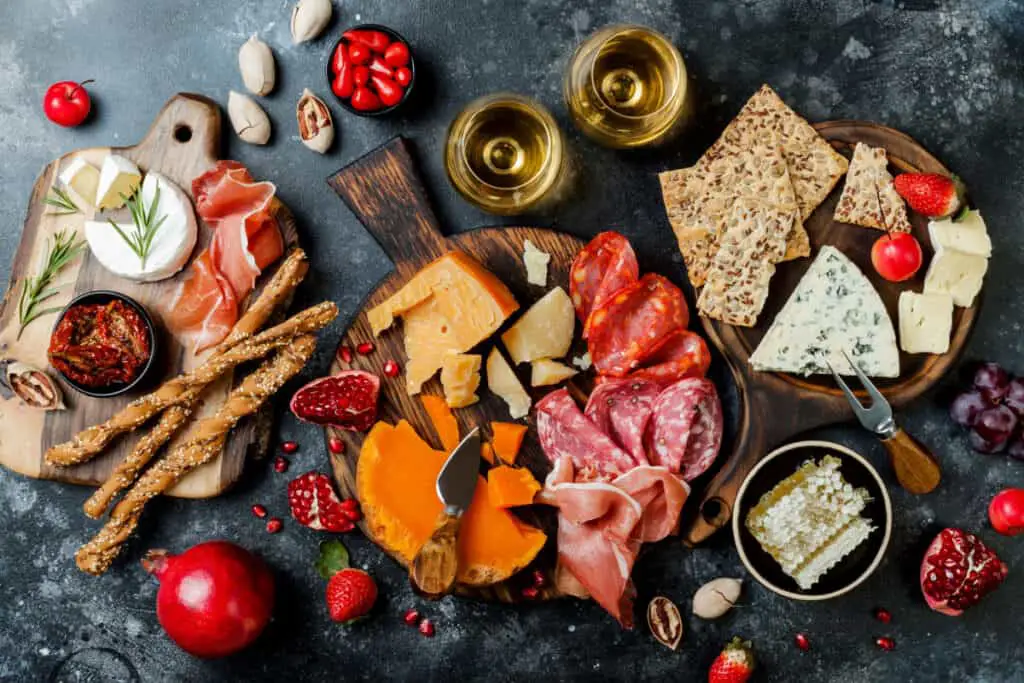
[107,184,166,270]
[43,186,80,216]
[17,228,87,339]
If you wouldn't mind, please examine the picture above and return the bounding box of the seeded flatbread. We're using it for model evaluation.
[833,143,911,232]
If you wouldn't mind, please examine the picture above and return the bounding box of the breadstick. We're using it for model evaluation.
[82,250,309,518]
[45,301,336,467]
[76,335,317,575]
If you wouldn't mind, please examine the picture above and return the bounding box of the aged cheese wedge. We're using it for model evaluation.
[923,247,987,308]
[439,353,482,408]
[522,239,551,286]
[487,347,531,419]
[899,291,953,354]
[59,158,101,208]
[750,246,899,377]
[368,252,518,394]
[96,154,142,210]
[530,358,578,387]
[928,210,992,258]
[501,287,575,364]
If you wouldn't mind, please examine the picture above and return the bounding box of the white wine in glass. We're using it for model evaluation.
[564,24,691,148]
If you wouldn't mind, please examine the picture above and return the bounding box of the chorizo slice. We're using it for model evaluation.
[569,231,639,338]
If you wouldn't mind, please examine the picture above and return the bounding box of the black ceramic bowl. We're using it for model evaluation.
[325,24,416,117]
[733,440,893,601]
[49,290,158,399]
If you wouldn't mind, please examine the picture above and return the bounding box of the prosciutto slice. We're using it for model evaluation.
[166,250,238,353]
[612,466,689,543]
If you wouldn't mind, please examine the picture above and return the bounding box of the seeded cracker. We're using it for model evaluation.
[833,142,912,232]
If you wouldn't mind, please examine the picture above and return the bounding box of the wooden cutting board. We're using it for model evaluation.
[0,93,298,498]
[325,137,584,602]
[681,121,979,545]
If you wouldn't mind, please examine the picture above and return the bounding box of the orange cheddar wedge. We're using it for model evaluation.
[490,422,528,464]
[421,394,460,452]
[488,465,542,509]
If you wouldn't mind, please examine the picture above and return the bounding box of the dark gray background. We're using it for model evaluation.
[1,0,1022,681]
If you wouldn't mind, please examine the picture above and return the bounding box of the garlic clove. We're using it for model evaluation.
[296,88,334,154]
[692,577,743,620]
[290,0,332,45]
[227,91,272,145]
[2,360,65,410]
[238,34,276,96]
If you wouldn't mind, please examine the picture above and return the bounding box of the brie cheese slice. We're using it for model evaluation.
[96,154,142,210]
[928,210,991,258]
[923,247,987,307]
[898,291,953,354]
[85,172,198,282]
[59,158,101,208]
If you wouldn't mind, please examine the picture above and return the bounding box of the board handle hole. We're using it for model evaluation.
[173,125,193,143]
[700,497,731,528]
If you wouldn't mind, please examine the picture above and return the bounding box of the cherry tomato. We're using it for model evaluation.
[350,86,382,112]
[353,66,370,88]
[343,30,391,54]
[348,42,371,66]
[871,231,923,282]
[371,74,404,107]
[384,41,410,68]
[332,64,354,99]
[331,42,348,75]
[43,80,93,127]
[394,67,413,87]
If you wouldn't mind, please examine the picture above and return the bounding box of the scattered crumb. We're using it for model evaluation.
[572,352,592,370]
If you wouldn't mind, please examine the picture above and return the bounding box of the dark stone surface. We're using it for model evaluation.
[0,0,1022,680]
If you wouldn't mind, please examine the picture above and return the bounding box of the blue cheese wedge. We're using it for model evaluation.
[749,246,899,377]
[898,291,953,354]
[928,210,991,258]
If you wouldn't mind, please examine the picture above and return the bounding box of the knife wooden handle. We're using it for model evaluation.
[882,427,941,495]
[410,509,462,599]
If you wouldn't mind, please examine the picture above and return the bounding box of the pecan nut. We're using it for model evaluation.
[297,89,334,154]
[647,596,683,650]
[1,361,65,410]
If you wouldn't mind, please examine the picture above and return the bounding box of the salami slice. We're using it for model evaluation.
[584,378,660,464]
[569,231,639,337]
[630,329,712,386]
[535,389,640,482]
[644,377,723,481]
[588,274,690,377]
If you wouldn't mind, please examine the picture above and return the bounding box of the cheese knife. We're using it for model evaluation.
[410,427,481,598]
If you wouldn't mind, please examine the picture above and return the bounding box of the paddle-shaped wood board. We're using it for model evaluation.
[681,121,979,544]
[326,138,585,602]
[0,93,298,498]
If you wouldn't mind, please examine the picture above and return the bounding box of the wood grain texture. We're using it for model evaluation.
[882,428,941,495]
[0,93,298,497]
[682,121,978,545]
[327,138,582,603]
[410,511,463,599]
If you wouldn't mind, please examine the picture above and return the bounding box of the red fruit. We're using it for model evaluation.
[356,342,375,355]
[331,42,348,75]
[43,80,93,127]
[893,172,965,219]
[403,608,421,626]
[875,636,896,651]
[794,633,810,651]
[382,359,400,377]
[521,586,539,600]
[337,346,353,364]
[353,65,370,87]
[142,541,274,658]
[371,74,404,108]
[290,370,380,432]
[251,504,268,519]
[873,607,892,624]
[708,637,755,683]
[332,68,354,100]
[350,87,381,111]
[532,569,546,587]
[328,436,345,455]
[384,41,411,68]
[288,471,354,532]
[394,67,413,87]
[281,441,299,454]
[418,618,435,637]
[326,568,378,623]
[870,232,923,282]
[343,29,391,53]
[348,42,371,65]
[920,527,1008,616]
[368,56,393,78]
[273,456,289,473]
[266,518,283,534]
[340,498,359,511]
[989,488,1024,536]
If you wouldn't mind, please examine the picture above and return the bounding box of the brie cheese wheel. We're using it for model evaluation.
[59,158,101,207]
[923,247,987,307]
[898,291,953,355]
[96,154,142,209]
[928,210,991,258]
[522,239,551,287]
[85,172,198,282]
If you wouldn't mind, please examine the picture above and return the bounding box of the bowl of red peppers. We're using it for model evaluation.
[327,25,415,116]
[47,290,157,398]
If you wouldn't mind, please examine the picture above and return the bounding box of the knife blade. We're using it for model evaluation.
[435,427,481,514]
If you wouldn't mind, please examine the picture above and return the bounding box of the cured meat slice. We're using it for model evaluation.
[613,466,689,543]
[645,377,723,480]
[584,378,660,463]
[569,231,639,337]
[630,329,712,386]
[588,274,689,377]
[535,389,640,482]
[167,250,239,353]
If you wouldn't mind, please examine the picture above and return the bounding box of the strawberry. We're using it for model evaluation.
[708,637,755,683]
[326,568,378,623]
[287,471,355,532]
[892,172,965,219]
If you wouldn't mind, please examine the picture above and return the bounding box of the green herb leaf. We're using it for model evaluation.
[315,539,350,579]
[16,228,86,339]
[109,183,165,270]
[43,187,80,216]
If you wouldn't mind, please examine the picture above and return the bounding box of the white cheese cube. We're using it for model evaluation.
[522,239,551,287]
[928,210,991,257]
[59,158,100,207]
[96,154,142,209]
[923,247,987,307]
[898,291,953,354]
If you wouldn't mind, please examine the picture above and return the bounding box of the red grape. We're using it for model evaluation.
[950,391,989,427]
[970,405,1018,453]
[974,363,1010,403]
[1008,438,1024,461]
[1005,378,1024,416]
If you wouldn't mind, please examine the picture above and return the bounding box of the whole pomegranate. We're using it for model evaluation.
[989,488,1024,536]
[142,541,275,658]
[919,528,1007,616]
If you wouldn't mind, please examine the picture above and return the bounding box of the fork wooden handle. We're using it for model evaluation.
[882,428,941,494]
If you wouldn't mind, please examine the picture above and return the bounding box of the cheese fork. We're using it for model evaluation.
[828,351,942,495]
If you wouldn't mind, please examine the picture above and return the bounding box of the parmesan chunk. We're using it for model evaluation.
[487,348,530,419]
[530,359,578,387]
[501,287,575,364]
[522,239,551,286]
[440,353,482,408]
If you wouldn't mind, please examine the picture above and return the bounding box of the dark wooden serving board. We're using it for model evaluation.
[326,138,584,602]
[0,93,298,498]
[681,121,979,545]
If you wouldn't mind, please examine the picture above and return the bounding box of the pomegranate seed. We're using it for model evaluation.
[341,498,360,511]
[251,504,268,519]
[875,636,895,651]
[266,518,283,534]
[873,607,892,624]
[356,342,375,355]
[328,437,345,454]
[338,519,355,532]
[281,440,299,454]
[382,359,400,377]
[338,346,353,364]
[403,609,421,626]
[418,618,435,637]
[273,456,289,473]
[794,633,811,651]
[521,586,539,600]
[532,569,546,587]
[341,507,363,522]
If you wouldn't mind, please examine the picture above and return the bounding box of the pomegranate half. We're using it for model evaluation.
[289,370,380,432]
[919,528,1008,616]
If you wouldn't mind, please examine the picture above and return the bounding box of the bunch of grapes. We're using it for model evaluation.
[950,362,1024,457]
